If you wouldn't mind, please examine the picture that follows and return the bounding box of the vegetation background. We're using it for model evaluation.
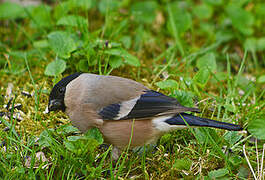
[0,0,265,179]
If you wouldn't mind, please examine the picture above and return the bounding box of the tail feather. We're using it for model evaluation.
[165,113,242,131]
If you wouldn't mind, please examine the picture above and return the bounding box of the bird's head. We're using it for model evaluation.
[48,72,82,112]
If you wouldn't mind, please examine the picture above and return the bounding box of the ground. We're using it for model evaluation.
[0,0,265,179]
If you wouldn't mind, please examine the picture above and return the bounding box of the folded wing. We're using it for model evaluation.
[98,90,199,120]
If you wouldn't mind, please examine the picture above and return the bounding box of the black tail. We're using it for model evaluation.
[165,113,243,131]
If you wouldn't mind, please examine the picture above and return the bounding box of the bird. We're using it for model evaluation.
[48,73,242,158]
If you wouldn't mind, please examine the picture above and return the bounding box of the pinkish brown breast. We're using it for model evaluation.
[99,119,159,149]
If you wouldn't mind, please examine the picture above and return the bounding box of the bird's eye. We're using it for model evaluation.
[59,87,65,94]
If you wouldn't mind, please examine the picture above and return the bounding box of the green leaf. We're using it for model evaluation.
[155,79,179,89]
[62,125,79,133]
[159,133,173,144]
[5,51,26,75]
[257,75,265,83]
[237,75,251,87]
[109,56,123,68]
[47,31,77,58]
[194,128,208,144]
[173,158,192,170]
[33,40,49,49]
[257,37,265,51]
[248,118,265,139]
[68,0,93,11]
[104,48,140,67]
[38,129,54,147]
[57,15,88,28]
[0,2,25,19]
[194,129,220,145]
[223,131,243,145]
[193,4,213,19]
[85,46,97,66]
[238,166,249,179]
[85,128,103,144]
[108,42,121,48]
[130,1,158,24]
[226,4,254,35]
[105,48,123,56]
[244,37,257,52]
[44,58,66,76]
[215,72,228,81]
[29,5,52,28]
[216,30,234,42]
[120,36,132,49]
[196,52,217,72]
[224,104,236,113]
[78,59,89,72]
[203,0,223,6]
[244,37,265,52]
[53,2,70,20]
[122,51,140,66]
[193,68,210,86]
[199,23,215,35]
[256,3,265,17]
[64,141,76,152]
[229,155,242,167]
[67,136,84,142]
[167,2,192,35]
[98,0,120,14]
[171,90,195,108]
[208,168,229,178]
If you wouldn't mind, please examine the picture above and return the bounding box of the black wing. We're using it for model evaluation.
[98,103,121,120]
[98,90,199,120]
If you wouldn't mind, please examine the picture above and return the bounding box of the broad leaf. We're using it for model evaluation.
[257,37,265,51]
[0,2,25,19]
[68,0,93,11]
[196,52,217,72]
[208,168,229,178]
[47,31,77,58]
[248,118,265,139]
[226,4,254,35]
[173,158,192,170]
[57,15,88,28]
[244,37,256,52]
[167,2,192,35]
[155,79,179,89]
[122,51,140,66]
[85,128,104,144]
[44,58,66,76]
[98,0,120,14]
[171,90,195,108]
[223,131,243,145]
[109,56,123,68]
[104,48,140,67]
[257,75,265,83]
[193,4,213,19]
[193,68,210,86]
[131,1,158,24]
[29,5,52,28]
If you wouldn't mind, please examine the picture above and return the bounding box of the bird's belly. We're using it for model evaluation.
[99,119,158,148]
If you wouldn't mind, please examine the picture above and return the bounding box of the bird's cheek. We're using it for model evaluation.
[48,99,63,111]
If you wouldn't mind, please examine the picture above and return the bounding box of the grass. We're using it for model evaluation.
[0,0,265,179]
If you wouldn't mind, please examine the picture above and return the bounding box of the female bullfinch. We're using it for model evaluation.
[48,73,242,154]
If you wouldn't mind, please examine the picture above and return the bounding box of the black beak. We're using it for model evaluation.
[48,99,62,111]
